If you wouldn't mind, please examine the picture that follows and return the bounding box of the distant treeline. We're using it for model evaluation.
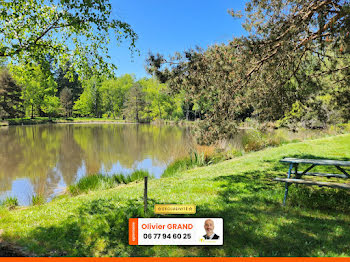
[0,62,203,122]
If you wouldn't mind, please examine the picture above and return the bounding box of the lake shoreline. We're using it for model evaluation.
[0,117,136,126]
[0,117,196,127]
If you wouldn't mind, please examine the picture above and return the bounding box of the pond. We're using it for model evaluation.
[0,123,193,205]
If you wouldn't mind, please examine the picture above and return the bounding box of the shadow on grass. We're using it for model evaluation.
[266,153,350,212]
[191,155,350,256]
[12,198,161,257]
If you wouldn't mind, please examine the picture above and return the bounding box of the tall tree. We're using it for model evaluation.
[10,63,58,118]
[55,62,82,103]
[147,0,350,143]
[139,77,174,120]
[100,74,134,118]
[0,0,138,76]
[123,83,146,122]
[73,76,102,117]
[60,87,73,117]
[42,95,61,119]
[0,68,23,118]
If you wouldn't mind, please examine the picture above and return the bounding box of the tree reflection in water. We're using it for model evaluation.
[0,124,192,205]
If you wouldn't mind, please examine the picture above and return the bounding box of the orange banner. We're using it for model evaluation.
[1,257,350,261]
[128,218,138,245]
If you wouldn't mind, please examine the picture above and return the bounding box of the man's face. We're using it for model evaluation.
[204,219,214,236]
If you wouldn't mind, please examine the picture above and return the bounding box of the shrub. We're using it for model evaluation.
[242,129,265,151]
[224,147,243,159]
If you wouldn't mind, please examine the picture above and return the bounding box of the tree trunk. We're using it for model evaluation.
[186,103,189,121]
[158,101,162,119]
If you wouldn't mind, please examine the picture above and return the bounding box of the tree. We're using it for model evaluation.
[60,87,73,117]
[0,0,138,76]
[55,62,82,103]
[42,95,61,119]
[147,0,350,143]
[147,45,247,143]
[100,74,134,118]
[0,68,23,118]
[73,76,102,117]
[10,63,58,118]
[123,83,146,122]
[228,0,350,120]
[139,77,174,120]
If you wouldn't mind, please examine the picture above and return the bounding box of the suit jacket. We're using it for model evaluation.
[203,233,219,240]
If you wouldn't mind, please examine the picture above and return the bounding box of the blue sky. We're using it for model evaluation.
[109,0,247,79]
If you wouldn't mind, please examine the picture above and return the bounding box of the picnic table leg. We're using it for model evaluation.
[283,163,293,206]
[294,164,299,178]
[294,163,299,188]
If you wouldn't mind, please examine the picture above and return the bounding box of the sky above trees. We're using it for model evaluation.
[109,0,246,78]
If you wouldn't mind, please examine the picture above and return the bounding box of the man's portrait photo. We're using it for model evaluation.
[203,219,220,240]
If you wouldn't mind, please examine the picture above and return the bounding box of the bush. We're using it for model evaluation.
[242,129,266,151]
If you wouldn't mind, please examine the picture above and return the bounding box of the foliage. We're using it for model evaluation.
[139,78,174,120]
[60,87,73,117]
[277,101,306,130]
[100,74,135,118]
[277,95,341,130]
[147,0,350,143]
[0,0,137,77]
[0,68,23,118]
[55,62,82,103]
[42,95,61,119]
[123,83,147,122]
[73,76,102,117]
[10,63,58,118]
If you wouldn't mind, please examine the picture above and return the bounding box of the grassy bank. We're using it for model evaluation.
[1,134,350,256]
[0,117,134,126]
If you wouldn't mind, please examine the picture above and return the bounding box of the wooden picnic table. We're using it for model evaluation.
[274,158,350,205]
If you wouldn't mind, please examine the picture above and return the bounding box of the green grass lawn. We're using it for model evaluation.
[1,134,350,257]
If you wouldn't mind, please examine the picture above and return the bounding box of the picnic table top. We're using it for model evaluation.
[280,158,350,166]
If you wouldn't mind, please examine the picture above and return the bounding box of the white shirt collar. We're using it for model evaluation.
[206,233,215,239]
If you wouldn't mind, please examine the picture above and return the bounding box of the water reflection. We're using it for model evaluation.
[0,124,192,205]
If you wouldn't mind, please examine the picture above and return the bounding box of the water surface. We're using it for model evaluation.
[0,124,192,205]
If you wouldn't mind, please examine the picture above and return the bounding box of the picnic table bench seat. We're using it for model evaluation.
[290,171,348,179]
[274,178,350,189]
[275,157,350,205]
